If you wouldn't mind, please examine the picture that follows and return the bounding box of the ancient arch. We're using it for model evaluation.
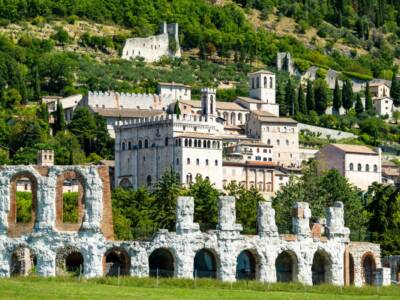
[8,171,39,237]
[55,170,85,231]
[275,250,298,282]
[312,250,332,285]
[56,246,84,276]
[236,250,257,280]
[194,249,217,278]
[149,248,174,277]
[103,247,130,276]
[361,252,376,285]
[119,178,133,189]
[9,245,36,276]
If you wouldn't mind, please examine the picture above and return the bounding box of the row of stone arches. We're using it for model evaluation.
[8,246,378,285]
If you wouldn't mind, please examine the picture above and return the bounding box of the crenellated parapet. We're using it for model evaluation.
[0,165,383,286]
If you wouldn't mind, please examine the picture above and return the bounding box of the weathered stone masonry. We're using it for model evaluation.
[0,166,390,286]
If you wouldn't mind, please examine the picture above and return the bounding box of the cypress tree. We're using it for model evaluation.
[174,100,182,117]
[332,79,342,114]
[276,82,288,116]
[33,66,41,102]
[298,84,307,114]
[53,100,66,134]
[390,72,400,107]
[284,79,295,116]
[314,79,328,115]
[342,80,354,111]
[365,82,374,112]
[355,94,364,114]
[306,80,315,112]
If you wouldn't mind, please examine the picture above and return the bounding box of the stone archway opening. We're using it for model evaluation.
[56,246,84,276]
[362,254,376,285]
[55,171,85,231]
[8,172,38,236]
[104,248,130,276]
[236,250,256,280]
[349,253,355,285]
[194,249,217,278]
[275,251,298,282]
[312,250,332,285]
[149,248,174,277]
[10,246,36,276]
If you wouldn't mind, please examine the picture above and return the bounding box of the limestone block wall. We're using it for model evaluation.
[0,165,382,286]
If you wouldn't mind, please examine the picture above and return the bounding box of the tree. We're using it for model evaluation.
[33,66,41,101]
[332,79,342,113]
[297,84,307,114]
[273,161,366,236]
[390,72,400,107]
[314,79,328,115]
[342,80,354,111]
[152,168,183,231]
[226,182,264,234]
[53,100,65,134]
[186,175,220,229]
[306,79,315,112]
[355,94,364,114]
[276,81,288,116]
[174,100,181,116]
[284,78,295,116]
[364,82,374,112]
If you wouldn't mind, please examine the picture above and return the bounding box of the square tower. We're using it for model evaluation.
[248,70,276,104]
[201,87,217,116]
[37,150,54,166]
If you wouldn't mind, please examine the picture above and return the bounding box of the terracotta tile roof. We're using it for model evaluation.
[180,100,248,111]
[90,107,165,118]
[330,144,378,155]
[175,132,222,139]
[158,82,191,88]
[253,111,297,124]
[248,69,274,75]
[236,96,262,104]
[180,100,201,108]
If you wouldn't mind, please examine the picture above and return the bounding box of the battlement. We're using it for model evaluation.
[88,91,160,98]
[118,113,220,129]
[201,87,216,94]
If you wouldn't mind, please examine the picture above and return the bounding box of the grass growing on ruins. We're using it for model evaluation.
[0,276,399,300]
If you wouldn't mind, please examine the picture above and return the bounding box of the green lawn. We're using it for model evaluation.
[0,277,399,300]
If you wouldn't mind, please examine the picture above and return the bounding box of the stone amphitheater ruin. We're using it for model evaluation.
[0,165,391,286]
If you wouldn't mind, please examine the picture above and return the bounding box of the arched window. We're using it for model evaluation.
[165,137,168,146]
[194,140,197,147]
[267,139,271,145]
[203,140,207,148]
[146,175,152,187]
[128,141,131,150]
[374,164,378,172]
[286,140,289,146]
[175,139,179,146]
[349,163,353,171]
[189,139,192,147]
[269,77,273,88]
[215,160,218,166]
[251,78,255,89]
[122,142,126,151]
[144,139,148,148]
[196,158,200,166]
[277,139,280,146]
[366,164,370,172]
[176,158,180,165]
[357,163,362,171]
[184,139,188,147]
[138,140,142,149]
[187,158,190,165]
[207,140,211,148]
[263,76,267,88]
[256,77,260,88]
[205,159,209,166]
[186,173,193,184]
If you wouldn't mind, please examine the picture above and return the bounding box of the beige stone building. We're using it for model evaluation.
[316,144,382,191]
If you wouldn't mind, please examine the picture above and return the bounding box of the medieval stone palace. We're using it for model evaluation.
[0,165,390,286]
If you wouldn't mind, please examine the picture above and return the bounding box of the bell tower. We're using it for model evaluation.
[248,70,276,104]
[201,88,217,116]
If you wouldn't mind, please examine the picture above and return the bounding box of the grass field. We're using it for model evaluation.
[0,276,399,300]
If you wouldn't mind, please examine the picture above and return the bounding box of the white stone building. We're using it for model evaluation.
[122,22,181,62]
[316,144,382,191]
[158,82,191,101]
[0,164,390,286]
[115,115,224,189]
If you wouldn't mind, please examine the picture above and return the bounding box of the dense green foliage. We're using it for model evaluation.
[16,191,32,223]
[273,161,367,239]
[112,170,265,240]
[62,192,79,223]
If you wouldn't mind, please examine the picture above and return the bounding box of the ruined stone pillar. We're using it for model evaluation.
[217,196,242,282]
[176,197,199,234]
[292,202,311,238]
[35,176,56,231]
[36,250,56,276]
[175,246,194,279]
[326,201,350,241]
[83,243,103,278]
[217,196,242,232]
[344,244,350,286]
[257,201,278,238]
